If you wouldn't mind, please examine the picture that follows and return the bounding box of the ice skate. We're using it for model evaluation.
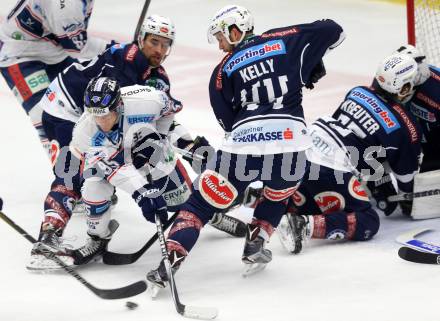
[277,214,311,254]
[146,250,185,298]
[72,219,119,265]
[209,212,247,237]
[27,227,74,271]
[242,224,272,277]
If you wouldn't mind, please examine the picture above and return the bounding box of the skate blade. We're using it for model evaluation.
[26,254,75,271]
[242,262,267,277]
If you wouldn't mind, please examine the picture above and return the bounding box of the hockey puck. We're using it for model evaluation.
[0,197,3,211]
[125,301,138,310]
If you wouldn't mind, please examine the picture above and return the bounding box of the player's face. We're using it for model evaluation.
[215,32,233,53]
[142,34,172,67]
[94,111,119,132]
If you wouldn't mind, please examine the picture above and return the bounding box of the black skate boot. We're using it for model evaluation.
[72,219,119,265]
[27,225,75,271]
[242,224,272,277]
[209,212,247,237]
[146,249,186,297]
[277,214,310,254]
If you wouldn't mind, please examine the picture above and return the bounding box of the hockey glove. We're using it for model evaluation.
[182,136,215,174]
[132,184,168,223]
[366,175,398,216]
[305,60,326,90]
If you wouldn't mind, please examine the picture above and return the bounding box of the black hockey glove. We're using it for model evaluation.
[305,60,326,90]
[132,132,167,170]
[182,136,216,174]
[132,183,167,223]
[366,174,398,216]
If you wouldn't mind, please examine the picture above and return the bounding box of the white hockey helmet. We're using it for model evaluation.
[375,53,419,101]
[137,14,176,49]
[207,5,254,45]
[395,44,431,86]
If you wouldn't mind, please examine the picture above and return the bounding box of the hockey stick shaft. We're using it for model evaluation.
[103,211,179,265]
[155,213,218,319]
[133,0,152,41]
[0,211,147,300]
[388,188,440,202]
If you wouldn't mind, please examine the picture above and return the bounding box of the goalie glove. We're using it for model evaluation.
[305,60,326,90]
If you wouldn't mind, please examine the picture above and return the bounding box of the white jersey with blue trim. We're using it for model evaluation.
[70,85,176,181]
[0,0,108,66]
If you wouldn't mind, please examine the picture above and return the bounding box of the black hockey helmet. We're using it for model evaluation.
[84,77,122,115]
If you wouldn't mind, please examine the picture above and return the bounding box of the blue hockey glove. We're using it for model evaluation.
[132,184,168,223]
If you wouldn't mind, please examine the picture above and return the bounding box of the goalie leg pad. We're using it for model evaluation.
[411,169,440,219]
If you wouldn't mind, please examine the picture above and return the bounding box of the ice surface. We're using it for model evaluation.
[0,1,439,321]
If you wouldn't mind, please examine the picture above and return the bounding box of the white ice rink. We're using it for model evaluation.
[1,1,440,321]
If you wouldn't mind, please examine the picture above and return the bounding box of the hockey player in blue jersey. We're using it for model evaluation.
[0,0,115,157]
[255,52,423,254]
[366,45,438,217]
[272,53,423,253]
[146,4,345,287]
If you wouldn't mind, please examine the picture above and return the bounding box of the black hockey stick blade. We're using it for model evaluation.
[0,211,147,299]
[103,211,179,265]
[398,246,440,264]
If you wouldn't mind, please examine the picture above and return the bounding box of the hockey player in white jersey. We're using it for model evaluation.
[0,0,114,158]
[29,77,181,268]
[29,77,246,269]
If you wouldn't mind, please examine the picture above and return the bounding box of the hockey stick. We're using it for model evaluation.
[155,213,219,320]
[395,228,440,254]
[398,246,440,264]
[0,211,147,300]
[103,211,179,265]
[387,188,440,202]
[133,0,152,42]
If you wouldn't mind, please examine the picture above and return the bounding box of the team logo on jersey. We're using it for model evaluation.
[326,229,347,240]
[314,191,345,214]
[292,190,306,207]
[127,114,155,125]
[410,104,436,122]
[348,176,369,202]
[223,40,286,76]
[199,170,237,209]
[348,88,400,134]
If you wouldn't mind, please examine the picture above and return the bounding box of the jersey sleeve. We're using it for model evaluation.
[386,123,422,193]
[288,19,345,86]
[46,0,110,56]
[208,59,237,132]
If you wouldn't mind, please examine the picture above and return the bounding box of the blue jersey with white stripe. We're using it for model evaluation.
[208,19,344,133]
[57,43,174,112]
[326,86,422,192]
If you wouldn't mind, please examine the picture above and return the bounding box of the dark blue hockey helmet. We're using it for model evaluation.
[84,77,122,115]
